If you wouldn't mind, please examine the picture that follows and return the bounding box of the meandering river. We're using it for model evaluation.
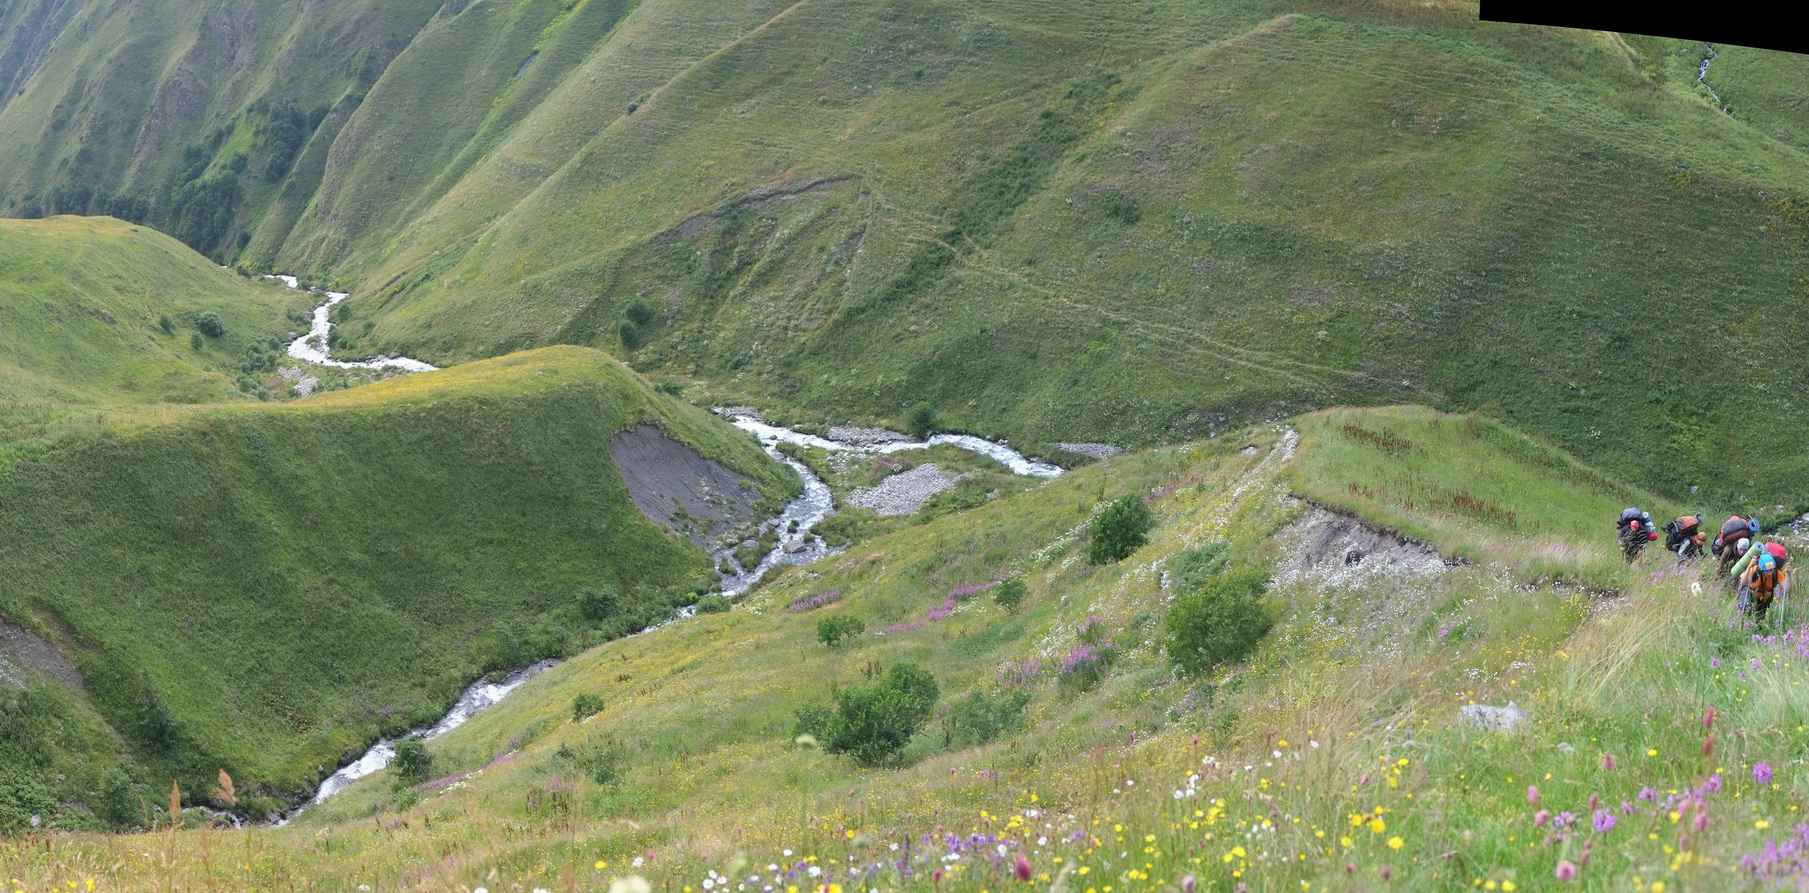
[269,278,1067,810]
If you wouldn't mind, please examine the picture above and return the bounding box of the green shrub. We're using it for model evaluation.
[822,663,939,766]
[993,578,1027,611]
[1088,494,1153,565]
[572,693,605,722]
[904,403,937,439]
[618,320,643,350]
[577,587,620,622]
[97,766,142,830]
[0,765,56,832]
[791,704,832,741]
[626,298,655,326]
[189,331,205,351]
[1162,568,1274,677]
[390,738,433,786]
[942,689,1031,748]
[158,314,175,335]
[656,379,685,396]
[140,675,180,754]
[817,615,866,649]
[696,595,731,614]
[1170,542,1230,590]
[195,311,226,338]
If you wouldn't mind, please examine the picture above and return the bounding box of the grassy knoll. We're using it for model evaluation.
[8,406,1802,889]
[1290,406,1686,584]
[0,346,796,822]
[0,216,310,406]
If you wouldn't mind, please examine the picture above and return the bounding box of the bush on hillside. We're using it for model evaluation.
[572,693,604,722]
[993,578,1026,611]
[97,766,141,830]
[618,320,643,350]
[195,311,226,338]
[1162,568,1274,677]
[1088,494,1153,565]
[822,663,939,766]
[817,615,865,649]
[140,675,180,754]
[695,595,731,614]
[577,587,620,622]
[391,738,433,786]
[0,766,56,833]
[626,298,655,327]
[904,403,937,439]
[942,689,1031,748]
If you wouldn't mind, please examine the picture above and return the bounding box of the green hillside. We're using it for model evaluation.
[0,346,796,822]
[7,406,1798,890]
[0,215,308,406]
[4,3,1809,505]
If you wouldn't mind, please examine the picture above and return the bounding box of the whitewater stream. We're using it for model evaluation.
[266,275,1064,810]
[710,412,1061,594]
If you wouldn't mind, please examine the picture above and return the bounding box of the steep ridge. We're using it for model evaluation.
[0,346,797,820]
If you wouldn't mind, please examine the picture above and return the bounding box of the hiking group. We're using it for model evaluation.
[1617,509,1790,622]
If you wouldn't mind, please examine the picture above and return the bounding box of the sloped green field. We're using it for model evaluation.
[0,346,796,819]
[0,216,308,406]
[9,406,1802,890]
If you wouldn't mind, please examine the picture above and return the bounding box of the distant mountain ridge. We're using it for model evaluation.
[2,0,1809,503]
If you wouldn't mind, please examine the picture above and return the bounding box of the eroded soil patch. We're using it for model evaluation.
[608,424,766,549]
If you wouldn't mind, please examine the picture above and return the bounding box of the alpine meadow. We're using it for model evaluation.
[1,0,1808,890]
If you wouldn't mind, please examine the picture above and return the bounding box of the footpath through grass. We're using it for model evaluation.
[6,406,1803,890]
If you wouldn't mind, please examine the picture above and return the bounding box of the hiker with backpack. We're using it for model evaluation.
[1616,508,1657,562]
[1738,550,1789,623]
[1664,513,1706,561]
[1714,515,1760,576]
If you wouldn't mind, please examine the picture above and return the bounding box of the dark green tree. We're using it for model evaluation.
[1162,568,1274,677]
[904,403,937,439]
[577,587,620,622]
[822,663,939,766]
[1087,494,1153,565]
[391,738,433,786]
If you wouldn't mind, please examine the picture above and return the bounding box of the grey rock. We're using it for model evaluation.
[1459,701,1528,732]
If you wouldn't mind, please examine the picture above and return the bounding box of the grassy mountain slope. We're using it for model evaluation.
[0,215,308,405]
[7,2,1809,505]
[8,406,1801,889]
[0,345,796,820]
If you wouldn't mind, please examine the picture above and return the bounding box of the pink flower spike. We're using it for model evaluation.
[1704,705,1716,731]
[1556,861,1578,881]
[1180,875,1197,893]
[1014,855,1033,882]
[1602,753,1616,770]
[1528,785,1540,804]
[1534,809,1551,827]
